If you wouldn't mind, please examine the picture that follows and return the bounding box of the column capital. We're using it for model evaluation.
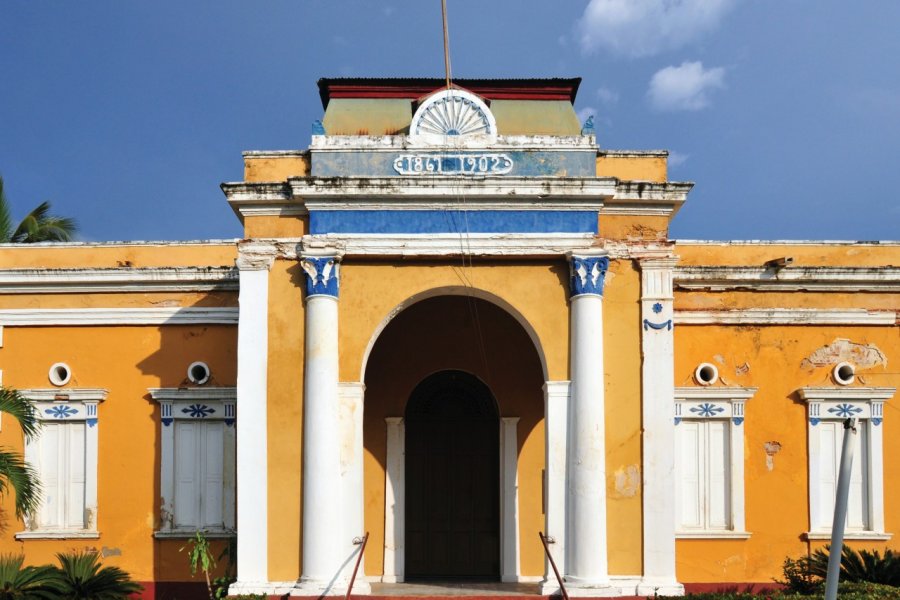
[567,251,609,298]
[236,241,277,271]
[300,253,342,299]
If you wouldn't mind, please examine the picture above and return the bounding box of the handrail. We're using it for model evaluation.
[345,531,369,600]
[539,531,569,600]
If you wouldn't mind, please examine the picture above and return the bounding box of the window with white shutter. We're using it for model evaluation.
[800,386,893,540]
[674,386,755,539]
[150,387,236,537]
[17,388,105,539]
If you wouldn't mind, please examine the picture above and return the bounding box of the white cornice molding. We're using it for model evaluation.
[289,176,617,206]
[308,134,599,152]
[798,387,895,402]
[302,233,597,257]
[0,267,238,294]
[0,307,239,326]
[148,387,237,401]
[19,388,109,402]
[675,387,757,401]
[675,308,897,326]
[675,266,900,291]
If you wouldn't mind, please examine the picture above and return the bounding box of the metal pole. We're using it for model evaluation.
[824,417,857,600]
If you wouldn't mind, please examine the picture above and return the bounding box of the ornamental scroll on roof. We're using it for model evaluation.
[409,89,498,145]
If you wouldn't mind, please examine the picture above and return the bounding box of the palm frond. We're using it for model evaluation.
[55,550,143,599]
[0,176,14,243]
[0,449,42,519]
[0,387,40,439]
[0,553,64,599]
[11,201,77,243]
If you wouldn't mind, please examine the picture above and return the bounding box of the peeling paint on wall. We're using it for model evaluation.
[612,464,641,498]
[101,546,122,558]
[801,338,886,370]
[764,441,782,471]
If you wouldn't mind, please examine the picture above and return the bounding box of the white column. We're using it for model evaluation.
[84,400,100,532]
[500,417,521,582]
[540,381,570,595]
[232,242,275,593]
[383,417,405,583]
[565,250,615,596]
[296,252,346,596]
[158,400,175,530]
[338,382,371,594]
[636,258,684,596]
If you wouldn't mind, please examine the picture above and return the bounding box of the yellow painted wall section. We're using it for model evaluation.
[596,154,668,182]
[674,243,900,267]
[266,258,305,581]
[244,154,309,182]
[0,242,237,269]
[243,215,307,239]
[599,214,670,241]
[601,260,643,575]
[673,324,899,583]
[676,290,899,312]
[323,99,413,136]
[490,100,581,135]
[0,324,237,583]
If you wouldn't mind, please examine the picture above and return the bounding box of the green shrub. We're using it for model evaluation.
[808,544,900,586]
[0,553,62,599]
[53,550,142,599]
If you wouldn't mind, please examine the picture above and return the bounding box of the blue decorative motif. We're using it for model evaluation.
[827,403,862,418]
[569,255,609,297]
[45,405,77,419]
[652,302,663,314]
[809,418,820,426]
[674,417,682,425]
[643,319,673,331]
[872,418,882,426]
[732,417,744,426]
[224,403,235,427]
[182,404,214,418]
[581,115,594,135]
[393,153,513,176]
[689,403,725,417]
[301,256,340,298]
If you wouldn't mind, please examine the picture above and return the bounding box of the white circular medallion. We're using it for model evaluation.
[410,89,497,142]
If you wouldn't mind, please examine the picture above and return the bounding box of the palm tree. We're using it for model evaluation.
[0,388,41,520]
[0,176,77,243]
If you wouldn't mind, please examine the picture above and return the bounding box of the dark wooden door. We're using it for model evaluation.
[405,371,500,579]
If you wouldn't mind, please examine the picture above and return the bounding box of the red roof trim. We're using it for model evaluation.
[318,78,581,107]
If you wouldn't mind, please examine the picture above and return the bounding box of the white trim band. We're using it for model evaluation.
[676,309,896,325]
[0,267,238,294]
[675,266,900,292]
[303,233,597,257]
[0,307,239,326]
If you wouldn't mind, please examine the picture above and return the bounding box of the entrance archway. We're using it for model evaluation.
[405,370,500,579]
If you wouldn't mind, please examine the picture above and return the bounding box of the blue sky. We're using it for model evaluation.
[2,1,898,242]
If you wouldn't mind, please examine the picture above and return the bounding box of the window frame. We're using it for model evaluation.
[149,387,236,538]
[799,386,894,541]
[16,388,107,540]
[674,386,756,539]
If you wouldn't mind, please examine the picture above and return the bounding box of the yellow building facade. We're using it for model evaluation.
[0,78,896,598]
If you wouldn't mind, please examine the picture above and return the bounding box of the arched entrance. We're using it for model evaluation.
[405,370,500,579]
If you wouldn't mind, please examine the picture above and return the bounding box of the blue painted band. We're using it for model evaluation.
[309,210,598,235]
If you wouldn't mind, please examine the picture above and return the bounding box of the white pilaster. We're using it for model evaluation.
[296,252,346,596]
[539,381,569,595]
[338,382,371,594]
[233,242,275,590]
[383,417,405,583]
[637,258,684,596]
[566,251,616,596]
[500,417,521,583]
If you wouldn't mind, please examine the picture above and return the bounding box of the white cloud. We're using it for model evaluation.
[668,151,689,167]
[576,0,738,58]
[596,87,619,105]
[647,61,725,111]
[577,106,597,125]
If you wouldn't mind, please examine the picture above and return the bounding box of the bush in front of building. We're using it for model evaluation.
[656,581,900,599]
[0,553,62,599]
[0,550,142,599]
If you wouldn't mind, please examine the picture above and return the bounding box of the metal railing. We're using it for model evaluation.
[538,531,569,600]
[345,531,369,600]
